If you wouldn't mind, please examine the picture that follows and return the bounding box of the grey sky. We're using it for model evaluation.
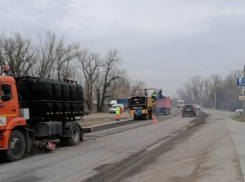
[1,0,245,97]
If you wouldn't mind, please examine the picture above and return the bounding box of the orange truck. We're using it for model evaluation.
[0,68,84,161]
[156,96,171,115]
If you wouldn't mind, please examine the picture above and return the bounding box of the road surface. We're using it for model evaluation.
[1,108,243,182]
[124,109,244,182]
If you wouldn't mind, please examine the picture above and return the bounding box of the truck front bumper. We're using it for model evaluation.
[0,130,11,150]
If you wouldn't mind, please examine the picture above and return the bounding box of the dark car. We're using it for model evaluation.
[182,104,197,117]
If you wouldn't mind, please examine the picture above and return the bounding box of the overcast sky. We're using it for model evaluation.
[1,0,245,97]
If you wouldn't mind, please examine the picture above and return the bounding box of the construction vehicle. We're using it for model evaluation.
[156,96,171,115]
[128,88,156,120]
[0,66,84,162]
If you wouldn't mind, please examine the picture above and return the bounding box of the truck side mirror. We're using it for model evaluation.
[2,84,11,95]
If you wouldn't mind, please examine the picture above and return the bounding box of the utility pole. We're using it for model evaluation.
[200,82,202,107]
[214,75,217,109]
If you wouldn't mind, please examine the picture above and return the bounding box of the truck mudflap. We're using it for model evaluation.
[34,141,56,150]
[0,130,11,150]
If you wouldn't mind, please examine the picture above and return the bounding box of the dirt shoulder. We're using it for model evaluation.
[231,114,245,122]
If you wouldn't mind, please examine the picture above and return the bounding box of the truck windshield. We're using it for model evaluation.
[130,97,146,105]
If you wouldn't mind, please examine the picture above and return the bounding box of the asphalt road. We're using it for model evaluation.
[0,108,211,182]
[2,109,243,182]
[0,108,187,182]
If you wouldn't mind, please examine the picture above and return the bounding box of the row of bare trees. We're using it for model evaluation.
[0,32,79,79]
[0,32,146,112]
[176,70,243,111]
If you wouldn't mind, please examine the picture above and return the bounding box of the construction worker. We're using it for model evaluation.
[120,107,123,114]
[115,106,120,121]
[151,92,157,101]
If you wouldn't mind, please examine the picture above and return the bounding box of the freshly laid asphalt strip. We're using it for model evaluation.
[82,108,181,133]
[82,112,208,182]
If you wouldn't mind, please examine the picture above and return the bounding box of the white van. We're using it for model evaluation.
[109,104,124,113]
[108,100,118,108]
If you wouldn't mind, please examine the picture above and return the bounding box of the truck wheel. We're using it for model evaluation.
[4,130,26,162]
[80,128,84,141]
[182,114,185,117]
[66,123,80,146]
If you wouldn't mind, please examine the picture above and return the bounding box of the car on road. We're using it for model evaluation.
[182,104,197,117]
[110,105,117,113]
[195,104,201,110]
[235,109,243,114]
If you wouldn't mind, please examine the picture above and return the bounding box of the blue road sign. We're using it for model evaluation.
[135,109,141,116]
[237,78,245,86]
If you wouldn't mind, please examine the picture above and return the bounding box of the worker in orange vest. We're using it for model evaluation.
[115,106,120,121]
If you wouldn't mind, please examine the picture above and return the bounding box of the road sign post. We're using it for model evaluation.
[237,78,245,87]
[239,96,245,101]
[237,73,245,114]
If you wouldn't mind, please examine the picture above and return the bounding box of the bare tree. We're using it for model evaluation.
[224,70,242,89]
[177,75,202,104]
[78,49,100,111]
[107,72,130,99]
[130,80,146,96]
[61,63,78,80]
[202,78,211,98]
[0,33,37,76]
[94,73,104,112]
[176,72,243,110]
[34,31,61,78]
[55,42,80,81]
[99,50,122,112]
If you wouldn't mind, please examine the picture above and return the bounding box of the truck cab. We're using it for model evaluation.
[0,76,26,161]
